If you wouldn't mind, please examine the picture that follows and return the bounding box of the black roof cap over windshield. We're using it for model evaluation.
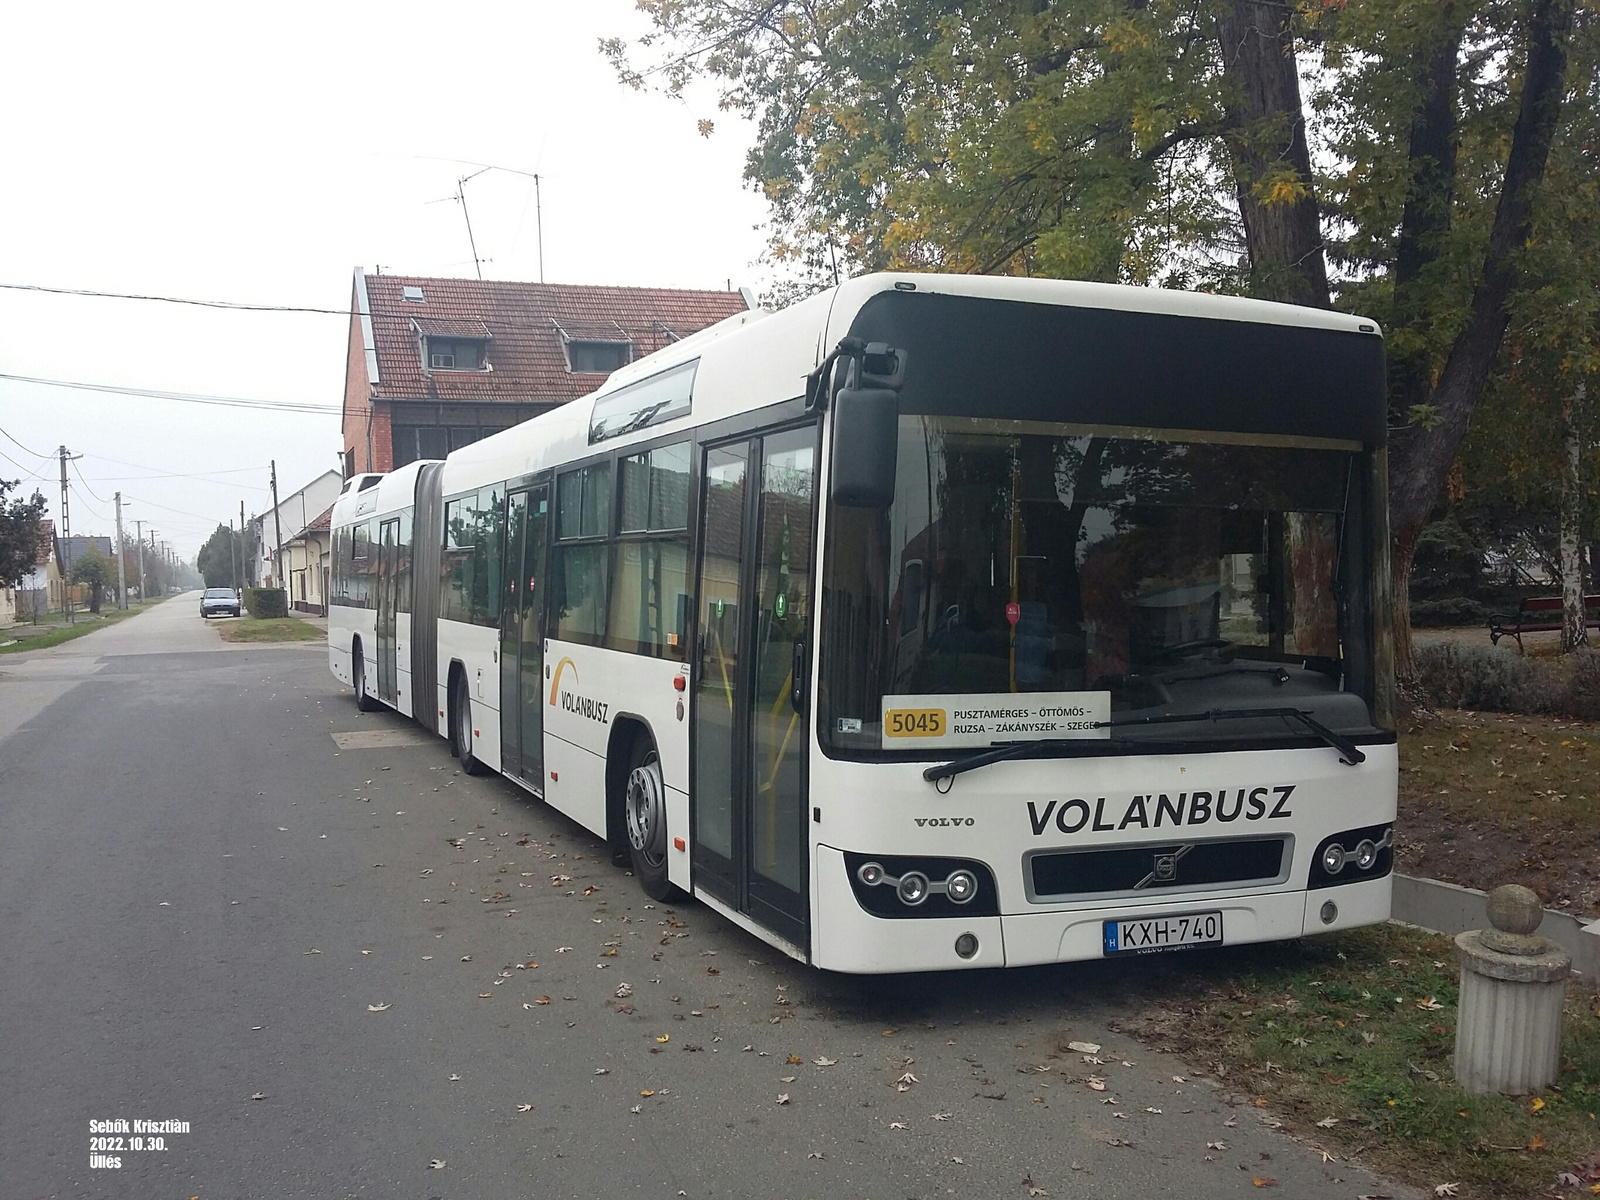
[848,291,1386,446]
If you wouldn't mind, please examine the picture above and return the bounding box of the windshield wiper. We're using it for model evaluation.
[922,706,1365,784]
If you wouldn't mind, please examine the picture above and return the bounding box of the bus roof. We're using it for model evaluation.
[427,273,1383,501]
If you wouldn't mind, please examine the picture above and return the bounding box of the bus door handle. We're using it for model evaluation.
[791,639,806,713]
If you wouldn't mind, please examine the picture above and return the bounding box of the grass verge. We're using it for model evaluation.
[1120,924,1600,1198]
[0,602,158,654]
[1396,709,1600,911]
[213,616,324,643]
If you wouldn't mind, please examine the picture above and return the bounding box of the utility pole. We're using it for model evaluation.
[534,173,544,283]
[270,460,284,590]
[134,519,146,600]
[241,501,248,587]
[113,492,129,609]
[58,445,82,622]
[229,519,240,595]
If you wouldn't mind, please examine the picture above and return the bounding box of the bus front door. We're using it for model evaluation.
[499,486,548,789]
[692,426,816,952]
[376,517,399,704]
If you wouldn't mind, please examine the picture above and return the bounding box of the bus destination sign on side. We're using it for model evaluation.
[880,692,1111,749]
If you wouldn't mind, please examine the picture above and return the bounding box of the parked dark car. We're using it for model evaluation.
[200,588,241,618]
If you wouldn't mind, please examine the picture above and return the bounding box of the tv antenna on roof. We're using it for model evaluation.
[421,157,547,283]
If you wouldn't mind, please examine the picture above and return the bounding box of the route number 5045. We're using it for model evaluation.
[884,709,946,738]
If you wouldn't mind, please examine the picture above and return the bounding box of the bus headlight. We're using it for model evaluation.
[843,852,999,917]
[945,870,977,904]
[1321,843,1347,875]
[896,872,930,906]
[1309,824,1393,889]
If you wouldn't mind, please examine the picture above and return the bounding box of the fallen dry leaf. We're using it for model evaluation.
[1252,1178,1276,1188]
[1315,1116,1339,1129]
[776,1093,790,1105]
[1433,1186,1459,1198]
[429,1160,445,1170]
[1067,1041,1101,1054]
[814,1056,837,1067]
[515,1104,531,1112]
[367,1003,391,1012]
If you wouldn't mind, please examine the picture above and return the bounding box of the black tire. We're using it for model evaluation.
[451,673,488,776]
[353,644,380,712]
[623,735,681,902]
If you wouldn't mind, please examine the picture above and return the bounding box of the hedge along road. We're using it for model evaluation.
[0,596,1416,1199]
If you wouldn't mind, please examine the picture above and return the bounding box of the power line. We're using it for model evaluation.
[0,445,51,483]
[123,492,233,525]
[72,460,111,505]
[0,372,339,415]
[0,278,696,335]
[0,424,51,459]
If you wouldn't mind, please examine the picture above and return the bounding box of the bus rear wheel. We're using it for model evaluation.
[353,644,380,712]
[450,674,487,776]
[624,736,679,902]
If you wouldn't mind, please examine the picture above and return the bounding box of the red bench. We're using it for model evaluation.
[1487,594,1600,651]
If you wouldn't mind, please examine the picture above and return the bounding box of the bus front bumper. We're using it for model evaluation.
[813,845,1392,974]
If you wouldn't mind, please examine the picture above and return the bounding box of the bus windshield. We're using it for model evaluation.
[819,416,1381,756]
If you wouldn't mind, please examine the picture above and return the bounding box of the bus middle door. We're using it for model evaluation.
[376,517,399,704]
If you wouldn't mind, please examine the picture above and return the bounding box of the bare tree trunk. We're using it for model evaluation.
[1386,0,1574,676]
[1214,0,1330,308]
[1561,381,1589,652]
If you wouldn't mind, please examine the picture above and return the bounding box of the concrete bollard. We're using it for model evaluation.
[1454,884,1571,1096]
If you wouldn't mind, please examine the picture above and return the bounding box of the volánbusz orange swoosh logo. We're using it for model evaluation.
[548,657,577,706]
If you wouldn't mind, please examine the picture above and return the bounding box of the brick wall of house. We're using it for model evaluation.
[367,401,394,473]
[341,304,374,475]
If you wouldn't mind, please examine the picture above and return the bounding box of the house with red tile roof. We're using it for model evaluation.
[5,518,63,621]
[282,504,334,615]
[340,270,753,476]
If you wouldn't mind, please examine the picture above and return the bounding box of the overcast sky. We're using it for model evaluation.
[0,1,770,557]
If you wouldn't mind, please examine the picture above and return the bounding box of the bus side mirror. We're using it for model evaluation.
[829,387,898,508]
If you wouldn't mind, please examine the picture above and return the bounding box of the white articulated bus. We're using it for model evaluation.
[329,273,1397,973]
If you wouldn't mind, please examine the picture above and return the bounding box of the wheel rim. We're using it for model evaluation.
[625,751,666,868]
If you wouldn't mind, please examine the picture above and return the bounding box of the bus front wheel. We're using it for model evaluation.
[624,736,679,902]
[450,674,488,776]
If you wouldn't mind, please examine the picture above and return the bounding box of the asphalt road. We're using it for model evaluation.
[0,596,1415,1200]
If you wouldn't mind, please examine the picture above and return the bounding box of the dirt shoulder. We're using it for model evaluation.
[1396,708,1600,916]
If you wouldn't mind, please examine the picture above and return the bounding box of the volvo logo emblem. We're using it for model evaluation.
[1134,844,1193,889]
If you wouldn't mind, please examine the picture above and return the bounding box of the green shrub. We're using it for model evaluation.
[1412,642,1559,714]
[243,587,287,618]
[1410,596,1491,626]
[1412,641,1600,719]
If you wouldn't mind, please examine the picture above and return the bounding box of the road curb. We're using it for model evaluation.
[1391,873,1600,983]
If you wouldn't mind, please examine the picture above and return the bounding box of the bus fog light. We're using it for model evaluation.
[1354,839,1378,870]
[945,870,977,904]
[954,932,979,959]
[896,872,929,906]
[1321,843,1347,875]
[1320,900,1338,925]
[857,861,885,887]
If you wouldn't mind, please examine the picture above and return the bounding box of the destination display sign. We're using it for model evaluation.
[879,691,1111,749]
